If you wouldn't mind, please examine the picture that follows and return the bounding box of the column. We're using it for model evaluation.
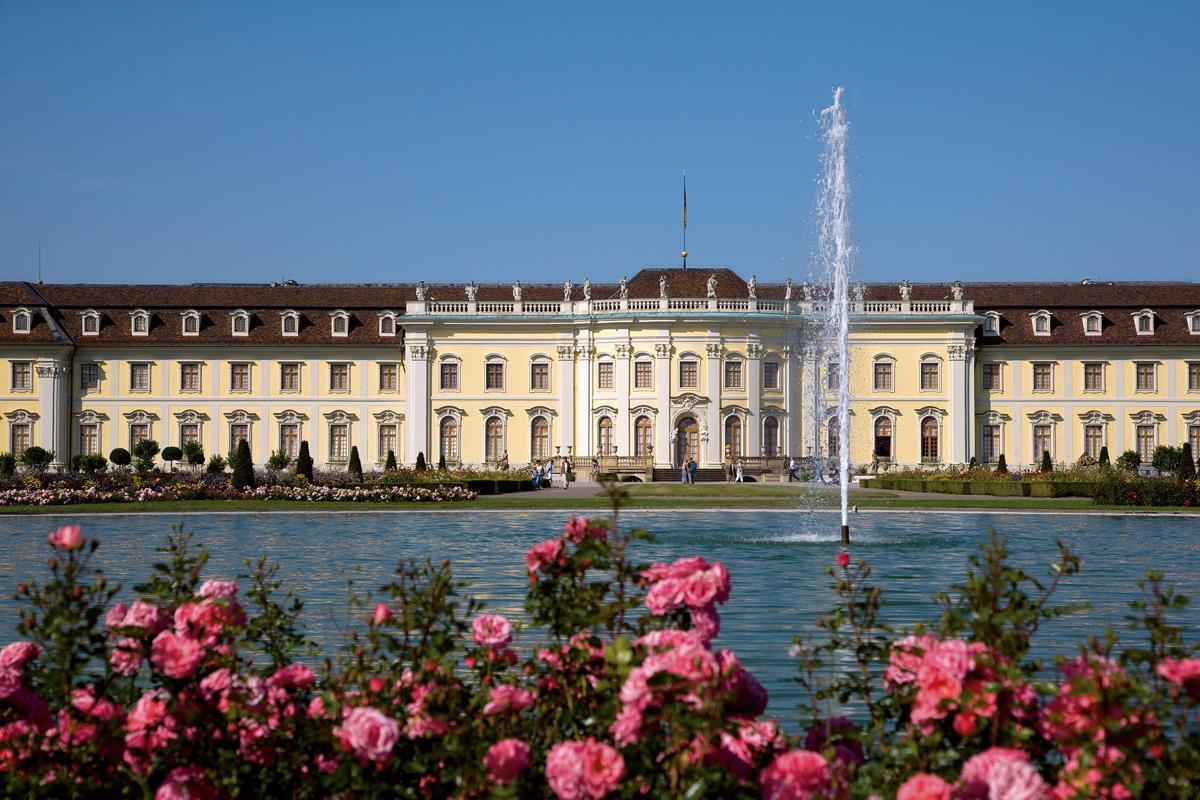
[36,355,72,470]
[404,337,430,467]
[800,349,819,458]
[947,341,969,464]
[556,344,575,456]
[615,343,630,455]
[746,343,762,456]
[705,341,722,466]
[784,345,800,458]
[575,341,593,458]
[653,342,672,466]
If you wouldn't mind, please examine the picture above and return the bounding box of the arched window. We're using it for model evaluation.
[485,416,504,463]
[597,416,613,455]
[131,310,149,336]
[724,416,742,459]
[874,417,893,460]
[983,312,1000,335]
[530,416,549,460]
[182,311,200,336]
[826,417,840,459]
[12,309,31,334]
[331,311,349,337]
[233,310,251,336]
[280,311,298,337]
[763,416,780,457]
[921,416,940,463]
[634,415,653,457]
[439,417,459,463]
[81,310,100,336]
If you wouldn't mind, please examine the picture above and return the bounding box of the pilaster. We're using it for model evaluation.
[615,342,631,456]
[556,344,575,457]
[403,335,430,467]
[784,345,800,458]
[746,342,762,456]
[653,342,672,465]
[705,340,722,466]
[947,340,969,464]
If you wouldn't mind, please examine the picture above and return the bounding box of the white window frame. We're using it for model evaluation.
[597,358,615,390]
[483,411,507,464]
[439,356,461,392]
[11,308,31,334]
[229,362,251,393]
[1080,311,1103,336]
[179,362,202,393]
[1031,362,1054,393]
[231,310,250,337]
[1186,311,1200,335]
[722,357,743,391]
[10,361,32,392]
[1132,309,1155,336]
[981,362,1003,392]
[529,356,552,393]
[872,355,895,393]
[130,362,151,393]
[1134,361,1157,393]
[634,357,655,390]
[762,359,781,391]
[378,311,397,337]
[982,312,1000,336]
[80,362,101,392]
[328,422,350,462]
[484,355,506,392]
[378,362,399,393]
[918,354,941,392]
[81,309,100,336]
[1030,310,1051,337]
[280,362,301,393]
[329,362,351,394]
[330,310,349,338]
[182,310,201,337]
[1082,361,1105,393]
[280,310,299,337]
[131,309,150,337]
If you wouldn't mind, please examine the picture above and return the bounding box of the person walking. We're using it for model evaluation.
[788,456,799,482]
[688,458,697,484]
[532,462,542,489]
[734,459,744,483]
[681,459,689,484]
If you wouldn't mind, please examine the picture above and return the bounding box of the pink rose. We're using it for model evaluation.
[150,631,205,679]
[837,550,850,568]
[109,637,143,676]
[155,766,217,800]
[547,739,623,799]
[483,684,536,715]
[337,706,399,763]
[565,517,609,543]
[683,570,720,607]
[269,663,315,688]
[0,641,41,669]
[580,739,624,799]
[472,614,513,648]
[197,580,238,601]
[759,750,831,800]
[525,538,563,575]
[48,524,84,551]
[985,758,1050,800]
[960,748,1035,798]
[123,601,168,633]
[897,773,952,800]
[690,603,721,644]
[1157,657,1200,695]
[546,741,586,799]
[373,603,392,624]
[105,602,130,630]
[645,578,687,615]
[484,738,531,784]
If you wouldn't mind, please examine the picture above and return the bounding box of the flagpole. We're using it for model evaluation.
[681,171,688,269]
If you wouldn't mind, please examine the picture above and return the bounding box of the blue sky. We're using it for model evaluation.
[1,2,1197,286]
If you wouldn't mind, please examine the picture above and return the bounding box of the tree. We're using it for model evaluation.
[266,449,292,471]
[206,454,227,474]
[161,446,183,471]
[384,449,397,471]
[1179,442,1197,481]
[79,454,107,474]
[1152,444,1183,476]
[20,446,54,475]
[1098,446,1110,467]
[132,439,160,473]
[348,446,363,483]
[437,452,447,472]
[295,441,314,482]
[0,453,15,477]
[109,448,132,470]
[231,439,255,490]
[1116,450,1141,472]
[416,451,427,472]
[1040,450,1053,473]
[182,441,205,472]
[995,454,1008,474]
[968,456,978,470]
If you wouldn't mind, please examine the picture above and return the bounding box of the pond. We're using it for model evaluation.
[2,509,1198,724]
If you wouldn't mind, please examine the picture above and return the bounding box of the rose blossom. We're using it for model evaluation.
[959,748,1038,798]
[484,738,531,784]
[48,524,84,551]
[483,684,536,715]
[837,550,850,568]
[897,773,952,800]
[546,739,624,799]
[1156,657,1200,695]
[373,603,392,624]
[472,614,513,648]
[525,538,563,575]
[197,579,238,601]
[109,637,143,676]
[0,642,40,670]
[580,739,625,799]
[759,749,831,800]
[565,517,609,544]
[150,631,205,679]
[337,706,399,764]
[155,765,217,800]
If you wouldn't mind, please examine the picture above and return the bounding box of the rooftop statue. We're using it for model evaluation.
[706,274,717,298]
[747,275,757,299]
[563,280,573,302]
[951,281,964,301]
[785,277,793,301]
[465,282,477,302]
[899,280,912,301]
[583,278,591,300]
[619,276,629,300]
[660,274,668,298]
[513,281,522,302]
[415,281,427,302]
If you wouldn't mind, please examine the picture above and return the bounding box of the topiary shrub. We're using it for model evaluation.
[161,446,183,470]
[79,454,108,474]
[20,446,55,475]
[1116,450,1141,472]
[348,446,363,483]
[1040,450,1053,473]
[183,441,205,472]
[968,456,978,470]
[1179,442,1197,482]
[206,454,227,474]
[385,449,397,471]
[295,441,314,482]
[230,439,255,490]
[416,452,427,472]
[132,439,160,473]
[995,454,1008,474]
[0,452,17,476]
[109,448,132,470]
[1098,446,1110,467]
[437,452,447,472]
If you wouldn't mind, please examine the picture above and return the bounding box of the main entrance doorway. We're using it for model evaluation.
[675,416,700,466]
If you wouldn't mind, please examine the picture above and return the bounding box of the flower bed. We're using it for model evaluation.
[0,481,474,506]
[1,517,1199,798]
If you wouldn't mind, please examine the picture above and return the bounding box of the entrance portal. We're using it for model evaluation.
[675,417,700,466]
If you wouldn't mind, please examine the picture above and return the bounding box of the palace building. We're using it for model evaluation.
[2,268,1199,477]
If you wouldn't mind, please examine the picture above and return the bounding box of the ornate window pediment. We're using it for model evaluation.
[868,406,900,419]
[1077,410,1113,425]
[224,409,259,425]
[1030,309,1052,336]
[977,410,1011,424]
[372,410,404,424]
[5,409,38,423]
[76,410,108,424]
[1129,410,1164,425]
[526,405,556,418]
[916,406,949,419]
[280,310,299,337]
[1183,410,1200,425]
[124,410,158,424]
[174,410,208,425]
[479,406,511,419]
[1026,410,1061,425]
[434,406,466,422]
[592,405,618,417]
[275,410,308,424]
[630,404,657,417]
[323,410,357,424]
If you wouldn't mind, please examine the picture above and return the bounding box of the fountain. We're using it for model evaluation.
[817,87,855,543]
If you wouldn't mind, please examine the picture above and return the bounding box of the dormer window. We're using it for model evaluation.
[330,310,349,337]
[281,310,299,337]
[231,310,250,337]
[1030,310,1051,336]
[1133,310,1155,335]
[11,308,31,334]
[1081,311,1103,336]
[81,310,100,336]
[131,310,150,336]
[1187,311,1200,335]
[378,312,397,337]
[982,312,1000,335]
[182,310,201,336]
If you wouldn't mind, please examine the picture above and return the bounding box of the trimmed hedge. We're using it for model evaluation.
[1029,482,1096,498]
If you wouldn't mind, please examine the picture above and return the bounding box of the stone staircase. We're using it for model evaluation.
[651,467,729,483]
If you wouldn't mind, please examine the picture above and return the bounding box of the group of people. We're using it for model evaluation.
[679,457,699,483]
[531,457,573,489]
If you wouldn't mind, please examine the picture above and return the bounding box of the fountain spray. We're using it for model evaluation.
[818,87,854,544]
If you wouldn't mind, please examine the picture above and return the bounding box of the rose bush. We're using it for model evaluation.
[1,507,1199,798]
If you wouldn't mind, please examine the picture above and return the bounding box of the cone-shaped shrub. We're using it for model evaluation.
[996,453,1008,474]
[348,446,363,483]
[416,451,427,471]
[1099,446,1110,466]
[438,452,447,471]
[1180,442,1197,481]
[296,440,314,482]
[231,439,255,490]
[385,449,397,471]
[1040,450,1053,473]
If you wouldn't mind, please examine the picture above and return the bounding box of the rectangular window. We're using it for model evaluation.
[1190,363,1200,392]
[1190,426,1200,464]
[1137,425,1155,463]
[724,361,742,390]
[1032,363,1052,392]
[981,363,1001,391]
[280,363,300,393]
[1084,425,1104,460]
[826,363,839,391]
[679,360,698,389]
[130,363,150,392]
[485,362,504,390]
[229,423,249,453]
[635,361,653,389]
[597,361,614,390]
[530,362,550,391]
[180,363,201,393]
[11,361,32,391]
[81,362,101,391]
[330,363,349,393]
[180,423,199,445]
[378,424,397,461]
[1033,424,1052,462]
[130,423,150,449]
[230,363,250,393]
[379,363,398,392]
[1135,362,1156,392]
[1083,362,1104,392]
[920,361,940,391]
[329,424,348,461]
[80,424,99,456]
[873,362,892,392]
[981,424,1001,463]
[10,422,31,453]
[279,424,298,457]
[762,361,780,390]
[440,362,459,391]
